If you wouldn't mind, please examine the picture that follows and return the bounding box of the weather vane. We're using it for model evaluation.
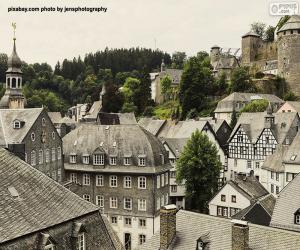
[12,22,16,39]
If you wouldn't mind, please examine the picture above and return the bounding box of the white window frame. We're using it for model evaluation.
[139,234,146,245]
[161,173,165,187]
[138,157,146,166]
[96,175,104,186]
[13,120,21,129]
[45,149,50,163]
[139,218,146,228]
[70,154,77,164]
[124,197,132,210]
[52,131,55,140]
[138,176,146,189]
[39,149,43,164]
[110,175,117,187]
[51,148,56,162]
[70,173,77,183]
[111,216,118,224]
[138,199,147,211]
[295,215,300,224]
[110,197,118,208]
[83,194,90,202]
[110,156,117,165]
[125,217,132,226]
[124,157,131,165]
[165,172,169,185]
[124,176,132,188]
[82,155,89,164]
[83,174,90,186]
[31,150,36,166]
[93,154,104,165]
[57,147,61,160]
[76,232,86,250]
[157,175,160,189]
[96,195,104,207]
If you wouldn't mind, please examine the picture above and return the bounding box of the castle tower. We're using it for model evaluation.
[210,45,220,64]
[0,24,26,109]
[277,15,300,96]
[241,31,261,65]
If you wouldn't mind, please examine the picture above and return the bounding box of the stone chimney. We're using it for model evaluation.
[160,204,177,250]
[231,219,249,250]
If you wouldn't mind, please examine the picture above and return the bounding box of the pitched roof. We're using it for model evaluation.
[138,118,166,136]
[214,92,284,113]
[97,112,137,125]
[278,15,300,33]
[229,112,298,144]
[283,101,300,114]
[82,100,102,121]
[48,112,62,124]
[271,172,300,231]
[262,144,289,172]
[139,210,300,250]
[163,69,183,85]
[0,108,43,146]
[0,148,100,243]
[282,130,300,164]
[242,31,260,38]
[162,138,188,158]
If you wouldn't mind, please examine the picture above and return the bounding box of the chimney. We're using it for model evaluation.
[160,204,177,250]
[231,219,249,250]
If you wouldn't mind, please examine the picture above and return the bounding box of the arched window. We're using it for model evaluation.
[31,151,36,166]
[11,78,16,88]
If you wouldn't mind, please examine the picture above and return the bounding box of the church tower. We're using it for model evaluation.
[0,23,26,109]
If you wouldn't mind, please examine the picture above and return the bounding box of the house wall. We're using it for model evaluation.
[209,184,251,218]
[277,103,297,113]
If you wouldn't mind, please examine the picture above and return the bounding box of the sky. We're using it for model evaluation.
[0,0,283,67]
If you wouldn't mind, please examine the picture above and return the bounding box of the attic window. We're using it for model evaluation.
[42,118,46,127]
[294,209,300,224]
[138,155,146,166]
[13,120,21,129]
[8,186,19,198]
[291,155,297,161]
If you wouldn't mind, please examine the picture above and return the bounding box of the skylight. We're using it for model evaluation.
[8,186,19,198]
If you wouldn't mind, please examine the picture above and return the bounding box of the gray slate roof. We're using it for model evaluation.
[48,112,62,124]
[0,108,43,146]
[162,138,188,158]
[282,130,300,164]
[262,144,289,172]
[278,15,300,33]
[0,148,100,243]
[139,210,300,250]
[283,101,300,114]
[214,92,284,113]
[229,112,298,144]
[242,31,260,38]
[271,172,300,232]
[82,100,102,121]
[138,118,166,136]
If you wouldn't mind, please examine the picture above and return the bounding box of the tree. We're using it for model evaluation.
[229,67,255,93]
[161,74,172,99]
[264,26,275,42]
[0,54,8,83]
[179,52,214,119]
[240,99,269,113]
[230,109,238,128]
[277,15,290,31]
[176,130,221,212]
[251,22,266,37]
[284,91,298,101]
[171,52,186,69]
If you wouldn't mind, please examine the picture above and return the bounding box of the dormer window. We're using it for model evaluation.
[294,209,300,224]
[70,154,77,164]
[13,120,21,129]
[93,154,104,165]
[82,155,89,164]
[138,155,146,166]
[124,154,132,165]
[110,156,117,165]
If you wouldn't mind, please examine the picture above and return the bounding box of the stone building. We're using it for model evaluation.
[0,108,64,182]
[138,205,300,250]
[63,121,171,250]
[150,60,183,104]
[0,148,122,250]
[0,35,26,109]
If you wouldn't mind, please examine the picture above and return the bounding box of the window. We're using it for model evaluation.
[165,172,169,185]
[31,151,36,166]
[45,243,55,250]
[217,206,222,216]
[96,175,104,186]
[276,173,279,181]
[52,131,55,140]
[93,154,104,165]
[276,186,280,194]
[76,232,85,250]
[70,154,77,164]
[271,171,274,179]
[111,216,117,224]
[31,132,35,141]
[139,218,146,227]
[170,171,176,178]
[45,149,50,163]
[110,197,118,208]
[230,207,241,217]
[161,173,165,187]
[51,148,56,161]
[255,162,260,169]
[165,193,169,205]
[271,184,274,193]
[139,234,146,245]
[138,176,146,189]
[25,153,27,163]
[296,215,300,225]
[125,217,132,226]
[83,174,90,186]
[96,195,104,207]
[82,155,89,164]
[39,149,43,164]
[138,157,146,166]
[263,147,266,156]
[124,198,132,210]
[13,120,21,129]
[42,118,46,126]
[247,160,251,169]
[217,206,228,217]
[70,173,77,183]
[110,156,117,165]
[237,135,243,142]
[231,195,236,203]
[266,136,269,144]
[110,175,117,187]
[157,197,161,210]
[138,199,147,211]
[157,175,161,188]
[221,195,226,202]
[171,185,177,192]
[124,176,132,188]
[124,157,131,165]
[83,194,90,202]
[57,147,61,160]
[161,196,164,207]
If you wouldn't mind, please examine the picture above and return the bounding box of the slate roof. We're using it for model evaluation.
[214,92,284,113]
[48,112,62,124]
[0,108,43,146]
[242,31,260,38]
[213,56,238,70]
[197,117,227,134]
[63,123,171,171]
[138,118,166,136]
[262,144,289,172]
[97,112,137,125]
[278,15,300,33]
[271,172,300,232]
[0,148,101,244]
[139,210,300,250]
[82,100,102,121]
[282,130,300,164]
[162,138,188,158]
[229,112,298,144]
[283,101,300,114]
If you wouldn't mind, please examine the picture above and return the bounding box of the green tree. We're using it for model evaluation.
[229,67,255,93]
[0,53,8,83]
[230,109,238,128]
[251,22,266,37]
[240,99,269,113]
[179,52,214,119]
[277,15,290,31]
[264,26,275,42]
[176,130,221,212]
[161,74,172,99]
[283,91,298,101]
[171,52,186,69]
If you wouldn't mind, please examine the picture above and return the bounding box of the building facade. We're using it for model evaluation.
[63,123,171,250]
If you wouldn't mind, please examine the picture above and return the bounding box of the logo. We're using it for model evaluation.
[269,2,299,15]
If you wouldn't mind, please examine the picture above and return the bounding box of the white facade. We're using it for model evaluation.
[277,102,297,113]
[209,183,250,218]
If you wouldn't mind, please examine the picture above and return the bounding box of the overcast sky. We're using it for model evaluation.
[0,0,283,67]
